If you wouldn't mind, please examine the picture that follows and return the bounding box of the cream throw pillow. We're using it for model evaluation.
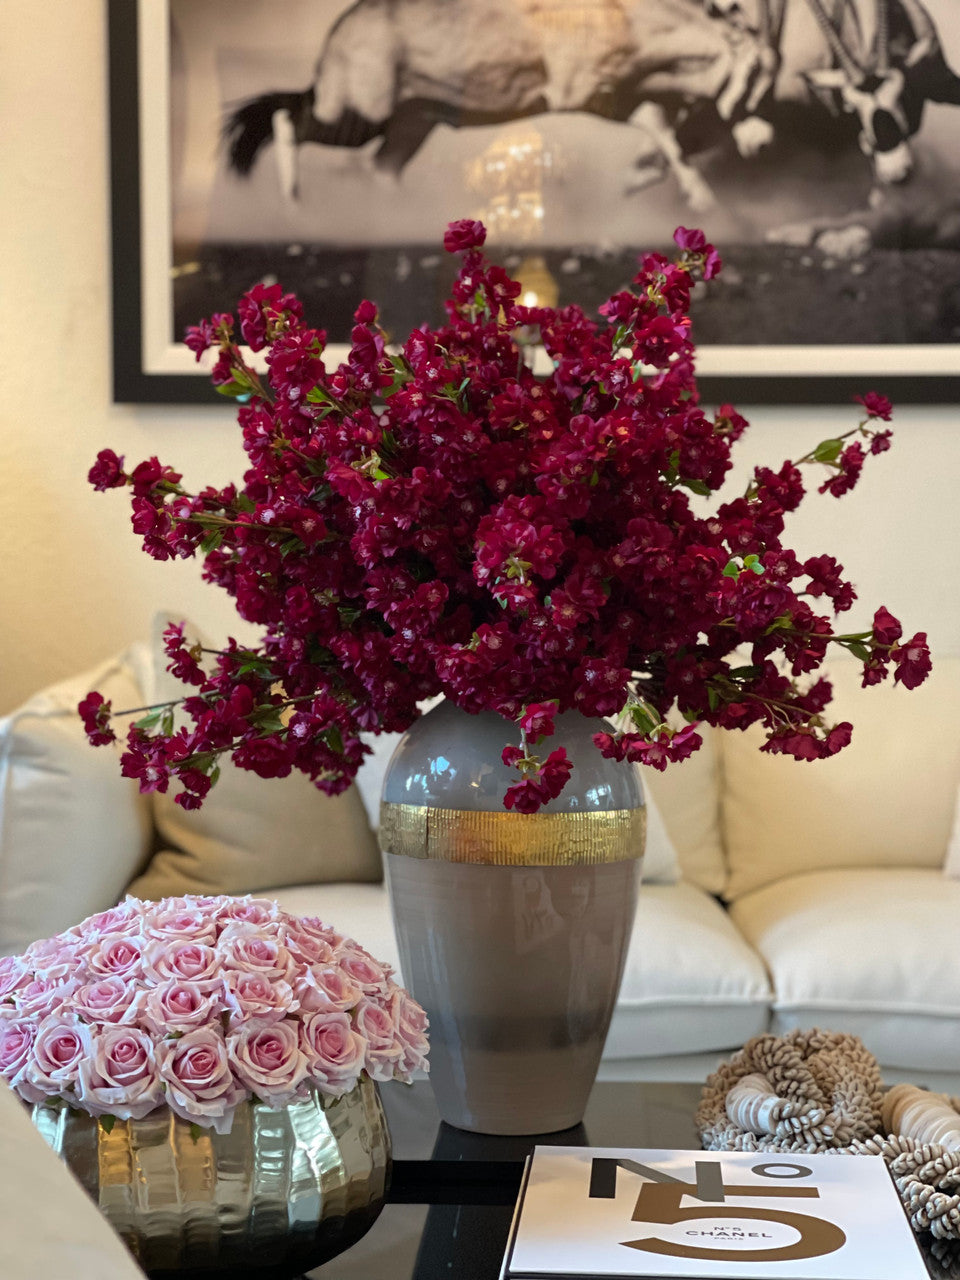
[643,727,726,895]
[0,652,153,953]
[722,657,960,901]
[126,616,381,901]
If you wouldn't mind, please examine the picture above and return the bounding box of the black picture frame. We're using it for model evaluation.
[108,0,960,405]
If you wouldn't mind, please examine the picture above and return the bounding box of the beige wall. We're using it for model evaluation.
[1,2,957,715]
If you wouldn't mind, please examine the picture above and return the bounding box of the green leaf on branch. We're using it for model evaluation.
[812,438,844,464]
[214,367,255,400]
[707,686,720,712]
[199,529,224,555]
[628,705,659,735]
[235,653,274,677]
[254,711,286,735]
[134,710,163,732]
[722,559,741,580]
[742,554,764,577]
[99,1115,116,1135]
[845,640,871,661]
[678,476,711,496]
[189,1124,204,1145]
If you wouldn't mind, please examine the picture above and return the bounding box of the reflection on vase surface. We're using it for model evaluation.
[387,855,640,1134]
[30,1078,390,1279]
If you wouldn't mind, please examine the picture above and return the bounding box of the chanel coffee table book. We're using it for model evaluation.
[499,1147,927,1279]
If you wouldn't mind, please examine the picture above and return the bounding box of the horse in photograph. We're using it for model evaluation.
[223,0,960,209]
[735,0,960,186]
[223,0,779,211]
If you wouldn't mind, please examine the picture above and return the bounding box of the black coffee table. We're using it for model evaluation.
[304,1080,708,1279]
[307,1079,959,1280]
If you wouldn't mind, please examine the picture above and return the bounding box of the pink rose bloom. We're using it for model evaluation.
[227,1018,309,1107]
[144,940,221,991]
[78,1026,163,1120]
[14,975,80,1021]
[78,902,143,940]
[26,1012,93,1096]
[282,924,334,967]
[353,997,404,1083]
[388,986,430,1078]
[299,1011,366,1097]
[218,928,295,984]
[217,898,280,930]
[143,906,217,946]
[224,972,297,1025]
[0,956,30,1000]
[24,932,71,959]
[86,933,145,981]
[295,965,361,1015]
[142,979,223,1034]
[290,916,345,952]
[335,946,391,996]
[27,940,85,983]
[149,896,191,911]
[73,976,144,1026]
[0,1014,39,1097]
[157,1027,248,1133]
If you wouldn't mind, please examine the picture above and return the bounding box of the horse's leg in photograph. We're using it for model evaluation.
[626,101,717,210]
[372,99,452,177]
[271,108,299,200]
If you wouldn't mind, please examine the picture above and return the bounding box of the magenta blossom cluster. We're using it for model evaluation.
[0,895,428,1133]
[84,220,929,812]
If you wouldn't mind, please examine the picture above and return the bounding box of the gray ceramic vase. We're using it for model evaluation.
[31,1079,390,1279]
[379,701,645,1135]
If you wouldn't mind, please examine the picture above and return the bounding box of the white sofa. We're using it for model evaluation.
[3,642,960,1094]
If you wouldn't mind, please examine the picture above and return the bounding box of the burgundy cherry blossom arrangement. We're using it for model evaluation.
[83,220,930,813]
[0,895,428,1133]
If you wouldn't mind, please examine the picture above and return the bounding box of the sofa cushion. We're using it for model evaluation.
[730,867,960,1072]
[721,657,960,901]
[597,880,771,1059]
[0,653,153,955]
[127,616,382,901]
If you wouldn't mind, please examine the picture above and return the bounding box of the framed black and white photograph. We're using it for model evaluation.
[109,0,960,403]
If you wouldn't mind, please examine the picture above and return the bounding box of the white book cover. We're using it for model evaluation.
[503,1147,928,1280]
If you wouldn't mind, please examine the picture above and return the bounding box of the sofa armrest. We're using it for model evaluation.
[0,1083,144,1278]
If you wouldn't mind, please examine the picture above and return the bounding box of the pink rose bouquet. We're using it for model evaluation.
[0,896,428,1133]
[83,221,930,813]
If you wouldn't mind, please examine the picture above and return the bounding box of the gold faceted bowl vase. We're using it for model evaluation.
[31,1078,391,1279]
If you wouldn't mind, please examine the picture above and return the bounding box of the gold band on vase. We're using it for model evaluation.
[378,802,646,866]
